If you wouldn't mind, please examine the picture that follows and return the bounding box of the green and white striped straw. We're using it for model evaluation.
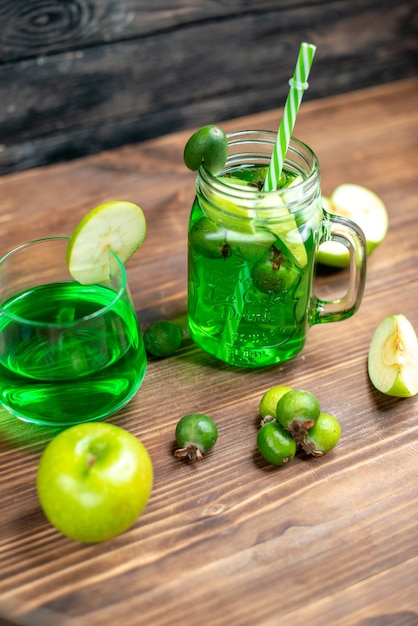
[263,42,316,191]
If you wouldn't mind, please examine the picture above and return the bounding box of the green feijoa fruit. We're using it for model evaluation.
[189,216,231,259]
[259,385,293,422]
[174,413,218,461]
[257,422,296,466]
[301,413,341,457]
[276,389,321,443]
[144,321,183,358]
[184,125,228,175]
[251,246,297,294]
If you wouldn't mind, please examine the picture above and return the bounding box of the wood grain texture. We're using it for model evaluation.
[0,78,417,626]
[0,0,416,174]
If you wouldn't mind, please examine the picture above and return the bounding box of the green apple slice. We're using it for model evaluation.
[67,201,146,284]
[264,211,308,268]
[258,175,308,268]
[368,314,418,397]
[205,174,308,268]
[317,184,389,268]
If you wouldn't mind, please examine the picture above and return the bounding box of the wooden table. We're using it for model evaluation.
[0,78,417,626]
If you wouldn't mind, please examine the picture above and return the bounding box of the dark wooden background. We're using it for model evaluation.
[0,0,417,175]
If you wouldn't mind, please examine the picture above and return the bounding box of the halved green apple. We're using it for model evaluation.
[317,184,389,268]
[368,314,418,397]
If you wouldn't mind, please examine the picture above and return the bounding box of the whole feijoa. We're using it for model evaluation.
[189,217,231,259]
[276,389,321,443]
[259,385,293,422]
[174,413,218,461]
[251,246,296,294]
[144,321,183,358]
[301,413,341,457]
[257,422,297,466]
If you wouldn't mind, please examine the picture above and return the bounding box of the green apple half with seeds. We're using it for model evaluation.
[368,314,418,397]
[317,184,388,268]
[37,422,153,543]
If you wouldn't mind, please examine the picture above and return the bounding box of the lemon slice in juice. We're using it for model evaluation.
[317,184,388,268]
[67,201,146,284]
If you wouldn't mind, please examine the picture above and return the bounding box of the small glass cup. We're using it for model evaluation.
[0,237,146,426]
[188,130,367,367]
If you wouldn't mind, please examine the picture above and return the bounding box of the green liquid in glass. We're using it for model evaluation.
[0,283,146,425]
[188,165,318,367]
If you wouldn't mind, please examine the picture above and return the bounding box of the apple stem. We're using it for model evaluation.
[87,454,97,468]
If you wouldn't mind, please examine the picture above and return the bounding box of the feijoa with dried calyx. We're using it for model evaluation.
[174,413,218,461]
[276,389,321,444]
[301,413,341,457]
[189,216,231,259]
[251,246,297,295]
[144,321,183,358]
[257,422,297,466]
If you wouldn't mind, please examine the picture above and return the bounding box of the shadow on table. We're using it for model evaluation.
[0,406,62,451]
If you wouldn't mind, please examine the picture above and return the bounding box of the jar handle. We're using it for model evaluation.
[310,213,367,324]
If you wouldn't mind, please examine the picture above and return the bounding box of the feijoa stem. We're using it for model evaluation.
[174,444,203,461]
[286,419,315,446]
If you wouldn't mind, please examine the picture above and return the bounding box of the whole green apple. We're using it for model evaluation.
[37,422,153,543]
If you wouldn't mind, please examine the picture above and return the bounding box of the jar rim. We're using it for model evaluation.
[197,132,320,214]
[199,134,319,197]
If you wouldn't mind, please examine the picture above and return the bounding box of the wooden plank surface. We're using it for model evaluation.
[0,78,417,626]
[0,0,416,174]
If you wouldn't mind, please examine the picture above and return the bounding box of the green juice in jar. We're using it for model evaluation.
[188,163,319,368]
